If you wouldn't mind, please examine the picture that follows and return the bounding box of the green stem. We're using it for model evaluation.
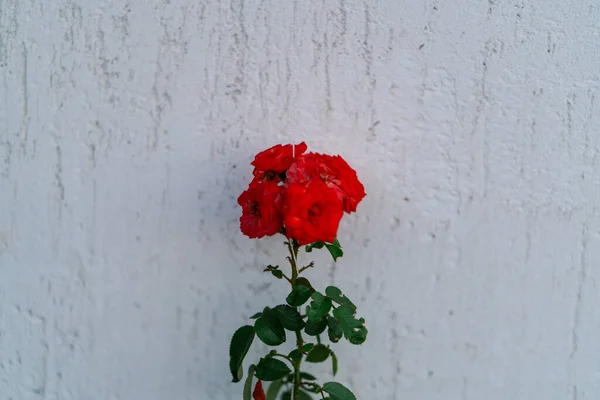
[293,334,302,400]
[287,240,304,400]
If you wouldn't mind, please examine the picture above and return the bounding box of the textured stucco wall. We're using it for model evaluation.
[1,1,600,399]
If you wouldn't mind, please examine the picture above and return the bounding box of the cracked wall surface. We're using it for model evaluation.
[1,1,599,399]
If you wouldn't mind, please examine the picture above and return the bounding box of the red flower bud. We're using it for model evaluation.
[252,380,266,400]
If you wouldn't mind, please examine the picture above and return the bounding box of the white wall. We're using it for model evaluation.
[1,1,599,399]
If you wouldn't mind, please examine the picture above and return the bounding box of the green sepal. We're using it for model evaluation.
[305,242,325,252]
[325,241,343,261]
[305,239,343,261]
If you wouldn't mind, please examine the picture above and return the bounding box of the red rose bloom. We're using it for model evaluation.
[287,152,365,213]
[237,180,284,238]
[282,180,344,245]
[251,142,308,175]
[320,154,366,213]
[238,142,365,243]
[285,152,327,184]
[252,380,266,400]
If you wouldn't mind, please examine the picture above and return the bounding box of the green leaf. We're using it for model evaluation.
[273,305,305,331]
[325,286,356,310]
[305,242,325,252]
[299,391,314,400]
[296,277,313,290]
[272,269,283,279]
[266,379,284,400]
[325,243,343,261]
[250,312,262,319]
[322,382,356,400]
[300,372,317,381]
[229,325,255,382]
[255,358,292,381]
[347,325,367,345]
[332,305,368,345]
[243,364,256,400]
[307,292,332,322]
[302,343,315,353]
[284,391,313,400]
[286,285,312,306]
[288,349,302,363]
[331,352,338,376]
[305,344,330,363]
[255,309,286,346]
[327,316,343,343]
[304,317,327,336]
[325,286,342,301]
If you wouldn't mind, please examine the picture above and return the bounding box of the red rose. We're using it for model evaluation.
[252,380,266,400]
[282,180,344,245]
[237,180,284,238]
[287,153,365,213]
[321,154,366,213]
[285,152,327,184]
[251,142,308,175]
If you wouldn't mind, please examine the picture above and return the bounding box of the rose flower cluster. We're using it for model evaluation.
[238,142,366,245]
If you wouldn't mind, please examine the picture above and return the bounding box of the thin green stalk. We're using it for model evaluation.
[287,240,304,400]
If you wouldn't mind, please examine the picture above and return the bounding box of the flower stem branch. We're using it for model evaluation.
[286,239,304,400]
[298,261,314,274]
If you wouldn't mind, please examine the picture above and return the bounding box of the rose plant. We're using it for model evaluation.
[229,142,367,400]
